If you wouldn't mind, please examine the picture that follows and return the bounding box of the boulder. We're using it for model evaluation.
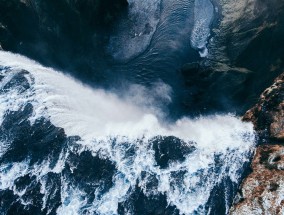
[151,136,195,169]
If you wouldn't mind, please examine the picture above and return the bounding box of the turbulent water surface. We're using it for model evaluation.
[0,51,255,215]
[0,0,261,214]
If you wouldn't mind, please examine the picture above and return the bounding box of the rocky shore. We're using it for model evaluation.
[231,72,284,214]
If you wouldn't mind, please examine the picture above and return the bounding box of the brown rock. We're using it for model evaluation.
[243,72,284,141]
[231,72,284,214]
[230,145,284,215]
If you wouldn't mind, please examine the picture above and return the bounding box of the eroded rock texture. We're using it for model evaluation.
[243,72,284,141]
[231,72,284,214]
[231,145,284,214]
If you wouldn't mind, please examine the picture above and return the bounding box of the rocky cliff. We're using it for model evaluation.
[181,0,284,115]
[243,73,284,141]
[231,72,284,214]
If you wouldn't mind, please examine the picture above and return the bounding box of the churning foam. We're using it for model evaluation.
[0,51,256,214]
[190,0,214,57]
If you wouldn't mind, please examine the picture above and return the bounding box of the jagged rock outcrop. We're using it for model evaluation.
[231,72,284,214]
[243,72,284,141]
[231,145,284,215]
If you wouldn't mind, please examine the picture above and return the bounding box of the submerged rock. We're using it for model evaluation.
[118,183,180,215]
[151,136,195,169]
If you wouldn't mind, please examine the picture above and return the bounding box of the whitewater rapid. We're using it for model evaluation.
[0,51,255,214]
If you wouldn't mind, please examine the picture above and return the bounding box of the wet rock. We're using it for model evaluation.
[230,145,284,215]
[184,0,284,116]
[0,103,67,166]
[0,175,44,215]
[118,183,180,215]
[208,0,284,65]
[73,0,129,27]
[243,72,284,141]
[64,150,116,198]
[181,63,254,114]
[231,72,284,214]
[151,136,195,169]
[1,70,32,93]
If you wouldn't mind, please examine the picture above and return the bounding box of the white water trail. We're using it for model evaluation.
[0,51,256,215]
[190,0,214,57]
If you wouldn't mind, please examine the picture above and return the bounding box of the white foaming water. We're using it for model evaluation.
[108,0,198,62]
[190,0,214,57]
[0,51,256,214]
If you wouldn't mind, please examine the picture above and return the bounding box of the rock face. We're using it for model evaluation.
[231,145,284,215]
[181,62,254,115]
[181,0,284,115]
[231,72,284,214]
[243,73,284,141]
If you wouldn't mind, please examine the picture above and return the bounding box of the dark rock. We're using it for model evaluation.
[231,72,284,214]
[0,0,128,85]
[243,72,284,141]
[0,103,67,166]
[180,64,254,115]
[151,136,195,169]
[118,183,180,215]
[181,0,284,116]
[73,0,129,27]
[64,150,116,198]
[1,70,32,93]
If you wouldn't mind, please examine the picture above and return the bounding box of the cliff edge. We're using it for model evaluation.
[231,72,284,214]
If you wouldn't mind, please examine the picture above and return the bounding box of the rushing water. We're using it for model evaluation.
[103,0,217,121]
[107,0,216,91]
[0,0,259,214]
[0,51,255,215]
